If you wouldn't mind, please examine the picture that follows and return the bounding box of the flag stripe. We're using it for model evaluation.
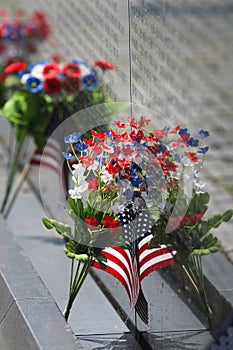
[140,256,175,281]
[135,289,148,325]
[101,250,133,297]
[92,232,176,324]
[30,140,63,174]
[92,259,132,301]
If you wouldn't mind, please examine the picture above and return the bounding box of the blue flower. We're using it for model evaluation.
[105,130,112,137]
[62,152,75,159]
[17,24,26,39]
[76,141,89,154]
[178,128,189,136]
[18,70,26,78]
[158,143,167,153]
[26,77,43,93]
[130,163,144,188]
[2,24,13,39]
[198,146,209,154]
[186,137,199,147]
[64,132,81,144]
[81,71,98,91]
[198,129,210,138]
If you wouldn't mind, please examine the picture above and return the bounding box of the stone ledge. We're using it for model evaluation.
[0,217,83,350]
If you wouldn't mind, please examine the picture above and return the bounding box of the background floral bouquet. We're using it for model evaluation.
[0,58,115,215]
[0,8,51,107]
[0,8,50,64]
[42,114,233,325]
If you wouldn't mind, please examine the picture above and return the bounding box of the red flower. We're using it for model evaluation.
[52,54,60,63]
[62,77,80,93]
[121,145,134,157]
[87,178,98,191]
[152,127,167,138]
[184,152,200,163]
[102,215,121,228]
[127,116,137,128]
[80,156,95,167]
[44,78,61,94]
[146,132,158,142]
[5,61,26,74]
[114,120,126,128]
[90,129,107,140]
[137,116,151,128]
[63,62,81,79]
[110,128,121,140]
[180,213,203,227]
[118,158,130,171]
[43,63,60,79]
[130,129,144,141]
[83,138,95,146]
[180,134,190,142]
[90,143,102,155]
[169,126,180,134]
[105,161,120,175]
[94,61,115,70]
[84,216,98,227]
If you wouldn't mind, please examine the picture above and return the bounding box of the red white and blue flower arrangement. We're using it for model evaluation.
[42,116,233,325]
[0,9,50,65]
[0,8,51,106]
[0,58,114,215]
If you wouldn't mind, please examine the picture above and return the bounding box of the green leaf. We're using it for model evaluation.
[67,197,84,219]
[42,217,54,229]
[42,216,72,239]
[64,240,89,261]
[94,251,107,269]
[199,208,233,235]
[187,192,210,216]
[33,132,46,150]
[190,233,221,256]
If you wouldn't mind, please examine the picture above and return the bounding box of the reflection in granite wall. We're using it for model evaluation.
[54,0,130,101]
[129,1,233,240]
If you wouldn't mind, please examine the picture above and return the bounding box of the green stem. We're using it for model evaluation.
[183,255,213,329]
[63,257,92,321]
[1,139,25,215]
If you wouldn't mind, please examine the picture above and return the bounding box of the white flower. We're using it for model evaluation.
[72,163,86,178]
[21,73,31,85]
[31,64,46,81]
[68,180,88,199]
[87,160,99,171]
[79,63,91,77]
[101,167,112,183]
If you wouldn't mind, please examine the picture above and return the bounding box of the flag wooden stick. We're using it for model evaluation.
[3,161,32,219]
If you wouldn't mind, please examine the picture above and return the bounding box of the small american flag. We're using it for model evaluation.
[30,139,63,174]
[92,199,175,324]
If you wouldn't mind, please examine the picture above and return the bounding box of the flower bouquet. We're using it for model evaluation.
[0,8,51,107]
[0,9,50,64]
[0,58,115,215]
[42,114,233,325]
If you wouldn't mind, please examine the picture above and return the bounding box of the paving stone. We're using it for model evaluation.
[78,333,143,350]
[0,217,83,350]
[6,187,129,336]
[143,330,213,350]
